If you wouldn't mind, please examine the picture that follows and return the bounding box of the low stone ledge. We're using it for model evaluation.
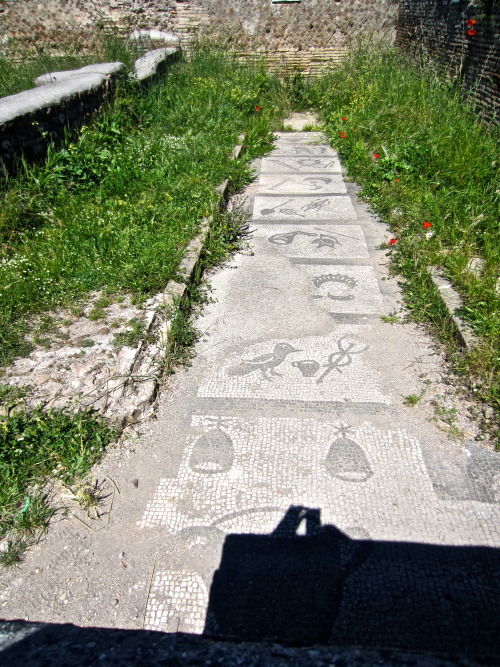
[132,47,180,82]
[35,62,124,87]
[0,73,115,125]
[429,267,477,349]
[0,48,180,174]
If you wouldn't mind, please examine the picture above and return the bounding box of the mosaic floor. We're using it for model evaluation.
[139,129,500,651]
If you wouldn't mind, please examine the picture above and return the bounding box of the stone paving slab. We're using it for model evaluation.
[258,173,347,195]
[252,195,357,221]
[250,224,369,259]
[260,157,342,173]
[196,330,391,405]
[271,144,337,157]
[274,131,325,142]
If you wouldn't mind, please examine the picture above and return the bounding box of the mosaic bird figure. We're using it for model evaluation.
[228,343,301,380]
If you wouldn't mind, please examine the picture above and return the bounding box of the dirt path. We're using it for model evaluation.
[1,115,499,656]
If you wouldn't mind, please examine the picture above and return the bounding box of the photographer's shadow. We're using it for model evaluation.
[204,506,372,643]
[203,505,500,653]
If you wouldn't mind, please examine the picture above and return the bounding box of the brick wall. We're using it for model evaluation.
[0,0,398,75]
[397,1,500,121]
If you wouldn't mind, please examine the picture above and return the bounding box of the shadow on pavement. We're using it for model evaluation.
[1,506,499,664]
[204,506,500,654]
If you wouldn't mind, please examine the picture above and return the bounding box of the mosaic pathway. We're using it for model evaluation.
[138,127,500,652]
[2,120,497,658]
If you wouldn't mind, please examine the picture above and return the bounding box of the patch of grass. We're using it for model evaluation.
[380,311,400,325]
[162,297,200,375]
[0,44,285,370]
[403,393,422,407]
[309,38,499,427]
[0,537,31,568]
[113,317,147,349]
[12,493,55,535]
[88,307,105,321]
[0,407,116,544]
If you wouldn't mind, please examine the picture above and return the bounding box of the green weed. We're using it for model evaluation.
[0,407,116,541]
[113,317,147,349]
[380,311,400,324]
[0,537,31,568]
[403,393,423,407]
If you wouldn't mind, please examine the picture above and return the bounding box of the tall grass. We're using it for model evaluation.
[308,40,499,417]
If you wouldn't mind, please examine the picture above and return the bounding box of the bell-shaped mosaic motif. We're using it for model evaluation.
[189,427,234,475]
[325,428,373,482]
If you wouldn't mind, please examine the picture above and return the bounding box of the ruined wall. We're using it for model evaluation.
[0,0,398,74]
[397,1,500,121]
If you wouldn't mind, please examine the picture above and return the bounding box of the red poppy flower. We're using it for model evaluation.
[394,178,399,182]
[339,131,347,138]
[342,116,348,121]
[374,153,380,159]
[467,28,477,36]
[255,106,262,112]
[467,18,476,26]
[388,238,397,246]
[423,221,432,229]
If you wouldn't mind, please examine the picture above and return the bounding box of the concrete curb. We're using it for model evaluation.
[108,135,246,427]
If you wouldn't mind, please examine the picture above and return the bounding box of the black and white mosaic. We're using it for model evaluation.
[271,144,337,157]
[252,224,369,259]
[197,331,390,404]
[258,174,347,195]
[303,265,383,314]
[253,195,357,220]
[260,157,342,174]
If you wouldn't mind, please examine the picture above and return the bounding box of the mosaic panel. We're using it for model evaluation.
[260,157,342,173]
[252,195,357,221]
[252,224,369,259]
[271,144,337,157]
[197,330,390,404]
[258,174,347,195]
[273,132,325,143]
[300,264,383,314]
[141,419,431,535]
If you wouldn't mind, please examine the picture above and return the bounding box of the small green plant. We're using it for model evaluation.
[68,479,106,519]
[432,402,458,426]
[113,317,146,349]
[403,393,422,407]
[13,493,55,535]
[81,339,95,348]
[380,311,400,324]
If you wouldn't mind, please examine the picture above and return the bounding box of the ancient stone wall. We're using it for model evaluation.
[0,0,398,74]
[397,1,500,121]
